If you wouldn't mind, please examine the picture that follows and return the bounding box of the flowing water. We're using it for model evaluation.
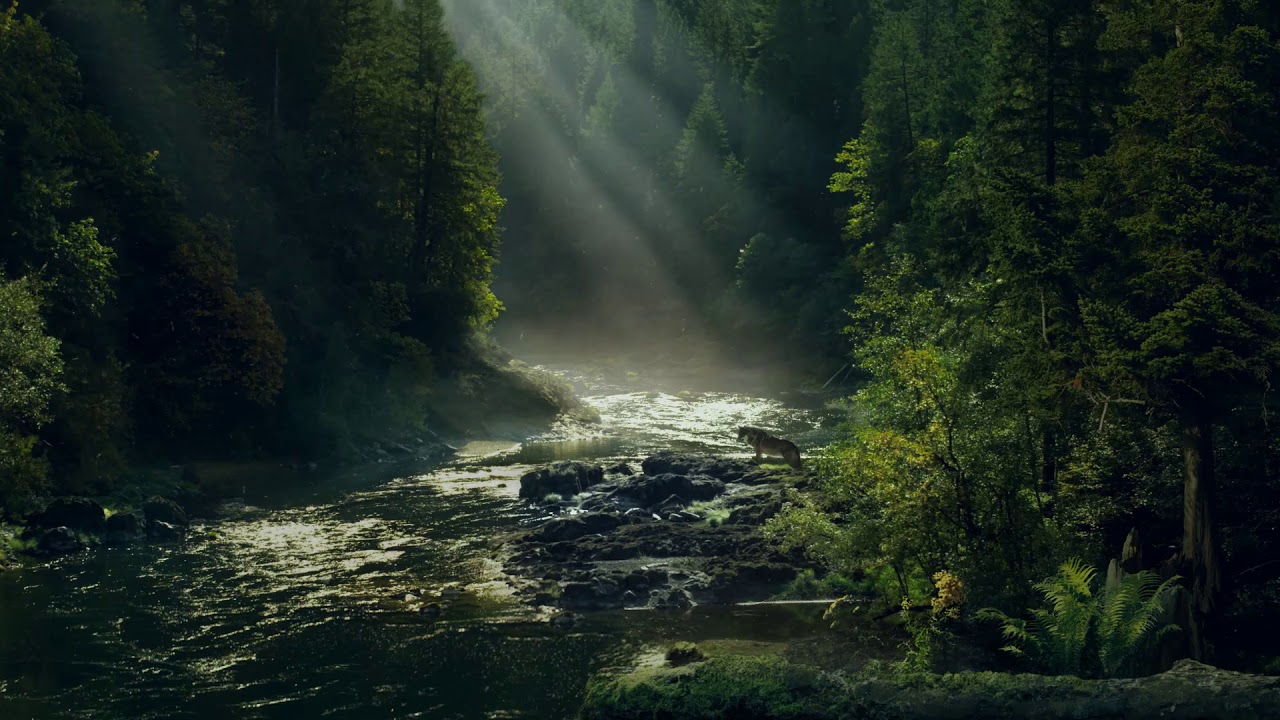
[0,359,858,719]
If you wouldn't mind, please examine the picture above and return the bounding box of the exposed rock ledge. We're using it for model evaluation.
[580,655,1280,720]
[501,452,814,610]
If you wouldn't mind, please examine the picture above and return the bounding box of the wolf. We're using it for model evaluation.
[737,426,803,469]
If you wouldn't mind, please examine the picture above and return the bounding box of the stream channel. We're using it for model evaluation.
[1,358,855,719]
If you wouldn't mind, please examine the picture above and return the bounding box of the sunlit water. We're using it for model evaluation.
[0,361,851,719]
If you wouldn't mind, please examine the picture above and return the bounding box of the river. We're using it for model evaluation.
[0,359,849,719]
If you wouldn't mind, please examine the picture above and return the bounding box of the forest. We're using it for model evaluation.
[1,0,1279,716]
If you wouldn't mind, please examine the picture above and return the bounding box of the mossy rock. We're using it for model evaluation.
[665,642,706,667]
[580,656,1280,720]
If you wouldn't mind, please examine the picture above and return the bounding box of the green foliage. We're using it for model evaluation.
[977,559,1181,678]
[0,278,64,510]
[767,257,1065,604]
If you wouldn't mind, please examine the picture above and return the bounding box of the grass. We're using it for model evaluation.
[686,499,731,526]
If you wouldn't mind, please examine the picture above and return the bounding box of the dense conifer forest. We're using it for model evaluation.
[1,0,1279,709]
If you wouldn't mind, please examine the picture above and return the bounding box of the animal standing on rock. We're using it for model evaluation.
[736,427,802,469]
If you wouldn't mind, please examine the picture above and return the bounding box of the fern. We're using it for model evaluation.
[1096,570,1182,677]
[977,559,1182,678]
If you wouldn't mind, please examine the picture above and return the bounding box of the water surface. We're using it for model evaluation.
[0,360,850,719]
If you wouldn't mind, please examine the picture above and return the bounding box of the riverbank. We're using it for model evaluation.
[1,349,595,569]
[579,653,1280,720]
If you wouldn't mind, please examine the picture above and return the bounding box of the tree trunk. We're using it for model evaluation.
[1179,399,1222,660]
[1044,19,1057,186]
[272,47,280,139]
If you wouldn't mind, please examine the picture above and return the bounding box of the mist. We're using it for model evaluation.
[438,0,867,370]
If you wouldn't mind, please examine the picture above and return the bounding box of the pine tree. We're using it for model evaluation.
[1072,0,1280,656]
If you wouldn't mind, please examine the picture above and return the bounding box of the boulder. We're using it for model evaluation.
[147,520,185,541]
[104,512,141,544]
[650,587,693,609]
[533,519,587,543]
[665,642,705,667]
[642,451,751,482]
[581,513,625,535]
[519,462,605,500]
[606,463,635,476]
[723,488,785,526]
[611,473,725,506]
[37,527,83,555]
[143,496,189,527]
[30,497,107,535]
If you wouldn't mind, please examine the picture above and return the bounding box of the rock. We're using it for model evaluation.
[579,494,618,513]
[623,571,653,592]
[37,527,83,555]
[704,562,798,603]
[30,497,107,535]
[420,602,443,619]
[610,473,725,506]
[441,585,465,599]
[641,451,753,483]
[519,462,606,500]
[143,496,189,527]
[651,587,693,608]
[723,487,784,526]
[146,520,185,541]
[104,512,141,544]
[622,590,639,604]
[531,513,622,543]
[623,508,652,521]
[549,610,577,628]
[665,641,705,667]
[606,463,635,476]
[593,577,622,600]
[560,582,597,608]
[655,494,689,515]
[667,512,700,523]
[581,513,624,534]
[533,519,588,543]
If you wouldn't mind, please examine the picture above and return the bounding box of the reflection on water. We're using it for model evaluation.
[0,360,847,719]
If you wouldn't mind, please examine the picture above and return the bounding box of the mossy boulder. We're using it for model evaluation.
[29,497,107,535]
[519,462,605,500]
[580,656,1280,720]
[143,496,189,527]
[665,642,706,667]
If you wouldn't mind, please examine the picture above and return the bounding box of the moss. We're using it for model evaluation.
[686,499,731,525]
[581,656,858,720]
[582,656,1280,720]
[0,524,35,567]
[665,642,705,667]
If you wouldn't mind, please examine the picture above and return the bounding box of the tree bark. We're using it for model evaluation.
[1179,398,1222,660]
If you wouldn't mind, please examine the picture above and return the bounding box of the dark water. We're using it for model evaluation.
[0,361,849,719]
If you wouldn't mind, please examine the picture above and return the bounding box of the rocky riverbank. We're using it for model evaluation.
[499,451,815,613]
[2,349,596,570]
